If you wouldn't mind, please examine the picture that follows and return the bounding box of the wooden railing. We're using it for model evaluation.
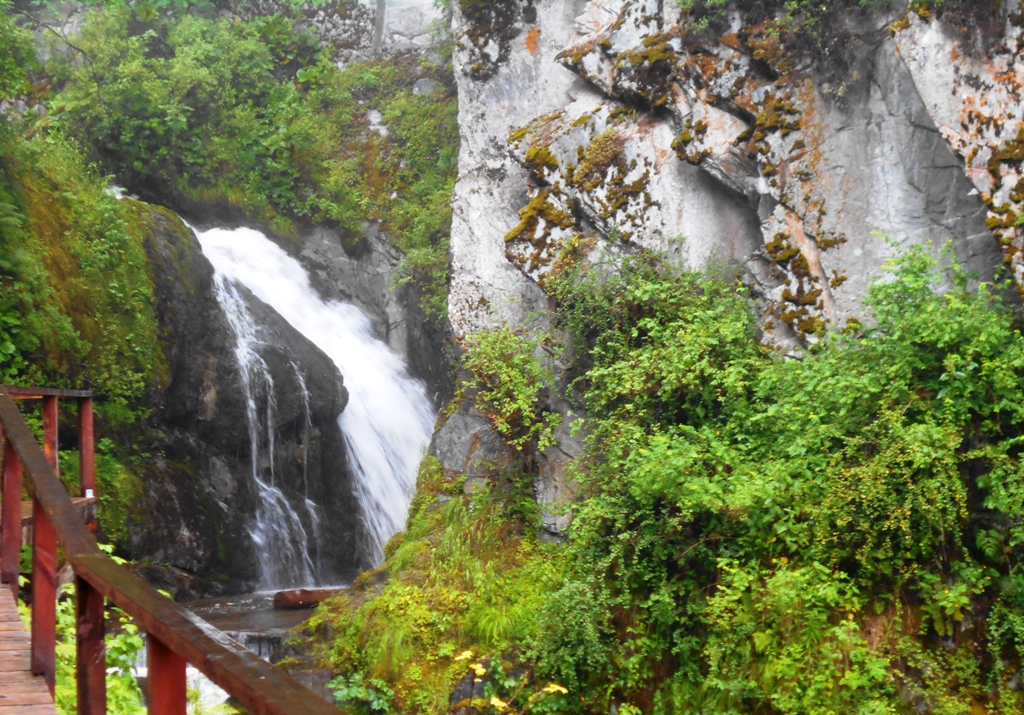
[0,385,339,715]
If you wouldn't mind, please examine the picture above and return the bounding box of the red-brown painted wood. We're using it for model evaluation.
[31,497,56,694]
[78,398,95,498]
[147,635,186,715]
[7,387,91,399]
[0,386,343,715]
[76,575,106,715]
[41,396,57,480]
[77,398,96,533]
[1,437,22,590]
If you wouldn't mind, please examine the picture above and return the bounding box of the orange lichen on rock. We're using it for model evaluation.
[894,13,1024,288]
[526,27,541,55]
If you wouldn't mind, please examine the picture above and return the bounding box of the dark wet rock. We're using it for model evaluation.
[136,206,367,593]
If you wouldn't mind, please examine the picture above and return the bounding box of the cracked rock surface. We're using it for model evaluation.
[448,0,1008,346]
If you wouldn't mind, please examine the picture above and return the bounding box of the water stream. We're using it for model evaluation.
[196,226,435,585]
[210,272,321,588]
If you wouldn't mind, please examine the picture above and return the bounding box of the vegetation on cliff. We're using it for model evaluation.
[0,7,166,417]
[46,3,458,318]
[306,243,1024,714]
[0,0,162,545]
[1,5,163,712]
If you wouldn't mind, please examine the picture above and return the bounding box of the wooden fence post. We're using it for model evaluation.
[78,396,97,533]
[78,397,94,497]
[77,574,106,715]
[0,436,22,590]
[42,396,57,479]
[147,635,187,715]
[32,395,59,693]
[31,496,57,693]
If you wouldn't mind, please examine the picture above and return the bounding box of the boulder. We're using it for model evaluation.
[429,404,518,479]
[137,206,368,592]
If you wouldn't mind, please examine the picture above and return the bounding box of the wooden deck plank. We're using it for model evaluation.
[0,589,55,714]
[0,693,50,706]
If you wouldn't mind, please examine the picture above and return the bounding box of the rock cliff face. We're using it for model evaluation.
[438,0,1024,526]
[136,207,366,595]
[233,0,444,66]
[95,0,1024,582]
[447,0,1012,347]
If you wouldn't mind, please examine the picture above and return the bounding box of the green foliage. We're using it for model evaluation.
[0,0,36,103]
[0,127,166,424]
[328,673,395,714]
[19,582,145,715]
[318,245,1024,713]
[59,438,144,544]
[525,246,1024,712]
[47,4,458,317]
[0,29,161,545]
[305,456,563,714]
[461,327,561,452]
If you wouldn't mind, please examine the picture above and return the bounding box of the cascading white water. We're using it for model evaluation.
[291,362,324,560]
[208,274,321,589]
[196,227,435,568]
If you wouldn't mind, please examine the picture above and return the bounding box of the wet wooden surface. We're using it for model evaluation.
[0,385,343,715]
[12,498,96,527]
[0,586,57,715]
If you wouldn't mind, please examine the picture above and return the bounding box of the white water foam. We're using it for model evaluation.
[210,273,320,588]
[196,227,435,567]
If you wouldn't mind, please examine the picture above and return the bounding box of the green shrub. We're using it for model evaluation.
[47,4,458,317]
[0,21,162,545]
[305,456,564,714]
[316,245,1024,713]
[525,245,1024,712]
[460,327,561,452]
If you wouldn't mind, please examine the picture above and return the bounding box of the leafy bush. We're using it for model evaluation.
[313,244,1024,712]
[460,327,561,452]
[46,4,458,317]
[527,246,1024,712]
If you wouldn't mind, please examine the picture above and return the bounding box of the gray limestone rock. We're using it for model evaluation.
[429,404,518,479]
[448,0,592,337]
[442,0,1016,517]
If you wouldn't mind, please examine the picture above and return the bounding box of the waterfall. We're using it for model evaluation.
[196,226,435,571]
[208,274,321,589]
[291,362,325,567]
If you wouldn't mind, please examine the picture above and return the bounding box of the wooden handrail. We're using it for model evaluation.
[0,385,340,715]
[6,386,94,399]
